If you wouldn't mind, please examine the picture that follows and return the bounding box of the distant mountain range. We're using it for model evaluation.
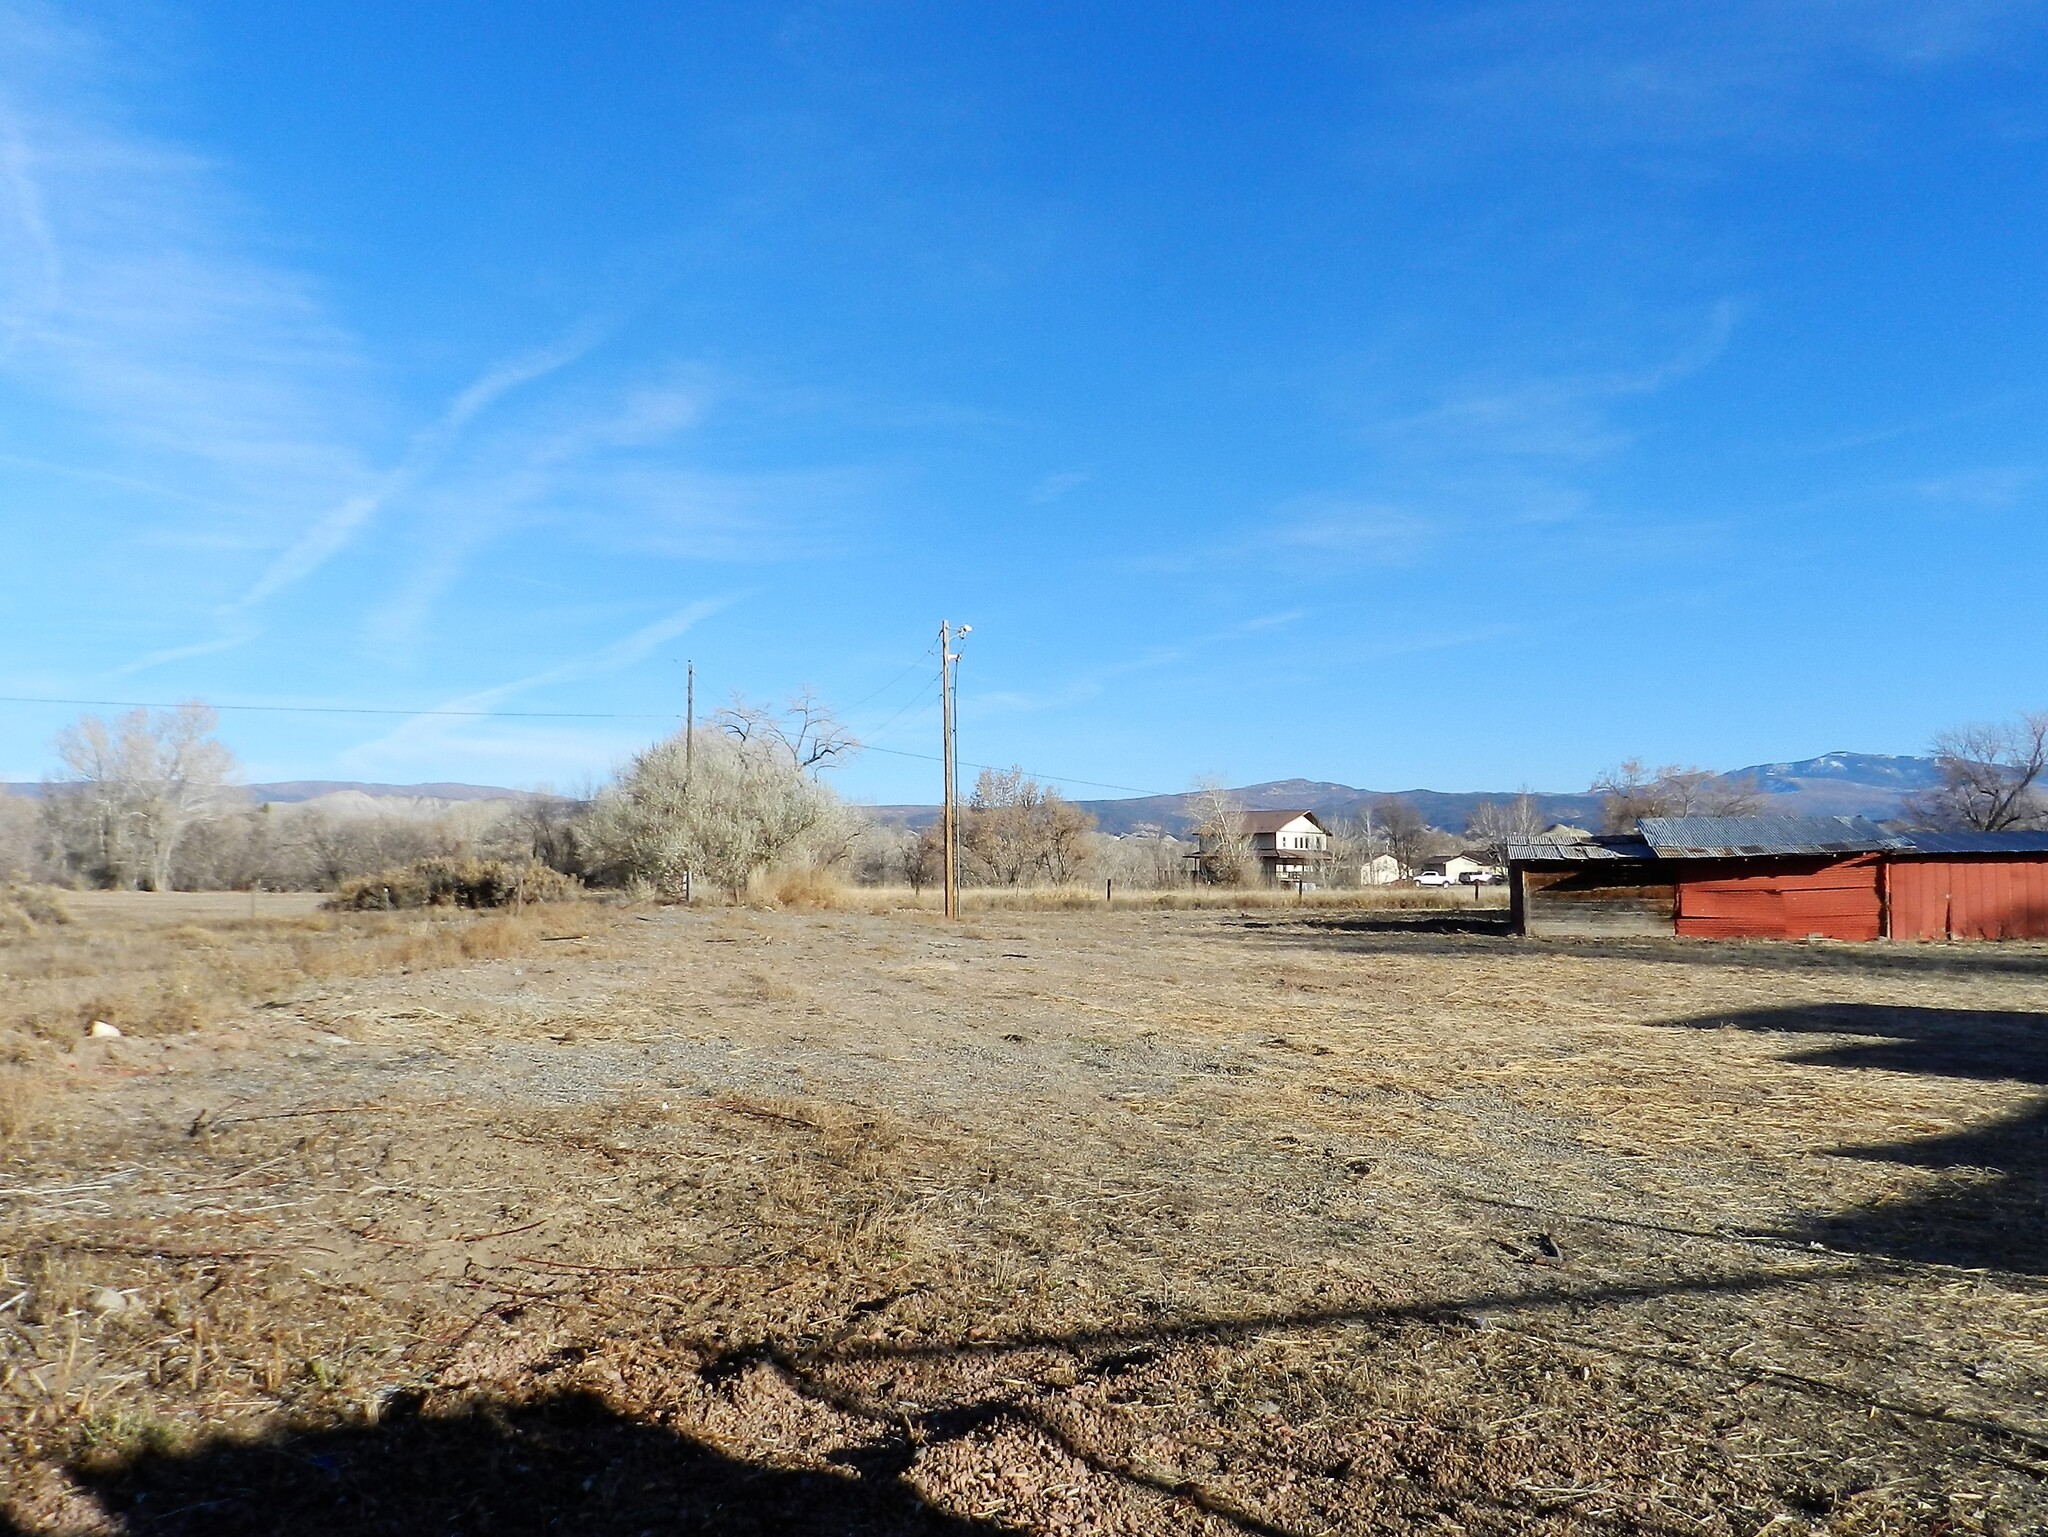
[2,780,522,809]
[6,752,1945,834]
[877,752,1947,835]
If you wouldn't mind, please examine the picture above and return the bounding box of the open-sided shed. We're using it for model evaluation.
[1506,834,1669,938]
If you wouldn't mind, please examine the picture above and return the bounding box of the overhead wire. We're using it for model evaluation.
[854,674,942,746]
[835,636,941,716]
[858,743,1165,798]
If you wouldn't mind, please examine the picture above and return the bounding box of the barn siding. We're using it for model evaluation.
[1675,857,1882,941]
[1885,856,2048,941]
[1885,860,1946,941]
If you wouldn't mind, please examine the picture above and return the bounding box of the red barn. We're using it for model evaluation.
[1637,816,1895,941]
[1509,818,2048,942]
[1883,832,2048,941]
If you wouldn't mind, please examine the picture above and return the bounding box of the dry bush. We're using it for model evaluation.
[0,883,70,937]
[585,727,851,898]
[328,858,579,911]
[768,865,846,909]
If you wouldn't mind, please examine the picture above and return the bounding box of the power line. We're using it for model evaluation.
[860,743,1165,799]
[838,638,941,716]
[855,674,942,745]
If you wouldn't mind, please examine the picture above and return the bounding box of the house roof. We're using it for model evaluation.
[1240,809,1328,835]
[1637,816,1907,858]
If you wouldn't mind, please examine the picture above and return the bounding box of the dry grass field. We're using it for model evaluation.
[2,889,2046,1535]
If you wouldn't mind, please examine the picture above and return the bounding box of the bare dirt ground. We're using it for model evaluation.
[4,895,2047,1535]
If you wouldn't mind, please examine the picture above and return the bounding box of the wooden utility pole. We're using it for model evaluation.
[940,622,958,920]
[684,660,695,906]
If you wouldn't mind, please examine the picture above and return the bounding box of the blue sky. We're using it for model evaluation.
[2,1,2045,802]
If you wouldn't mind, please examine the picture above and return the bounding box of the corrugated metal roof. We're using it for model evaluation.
[1507,835,1654,863]
[1637,815,1907,858]
[1511,820,2048,864]
[1896,830,2048,856]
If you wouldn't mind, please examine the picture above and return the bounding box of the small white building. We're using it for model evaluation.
[1360,852,1402,885]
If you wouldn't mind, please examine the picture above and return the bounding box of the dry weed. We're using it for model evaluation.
[0,884,69,937]
[829,883,1503,915]
[0,1064,54,1144]
[768,866,846,909]
[0,901,590,1047]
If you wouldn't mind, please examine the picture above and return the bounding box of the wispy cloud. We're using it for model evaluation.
[341,597,736,774]
[1028,469,1092,504]
[1265,498,1434,563]
[225,328,600,619]
[1911,465,2039,511]
[2,3,892,708]
[970,608,1310,720]
[1370,300,1740,465]
[109,627,257,679]
[0,6,633,677]
[1229,608,1309,635]
[1406,1,2047,154]
[563,462,877,561]
[0,2,369,499]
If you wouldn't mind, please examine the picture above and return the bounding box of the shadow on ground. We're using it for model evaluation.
[1657,1003,2048,1275]
[14,1276,1802,1537]
[9,1390,1003,1537]
[1262,912,2048,978]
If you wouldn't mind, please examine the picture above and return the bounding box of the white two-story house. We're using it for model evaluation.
[1189,809,1335,886]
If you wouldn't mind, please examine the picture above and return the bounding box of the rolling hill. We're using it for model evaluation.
[8,752,1946,836]
[870,752,1944,835]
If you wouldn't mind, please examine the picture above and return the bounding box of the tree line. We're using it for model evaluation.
[3,700,2041,896]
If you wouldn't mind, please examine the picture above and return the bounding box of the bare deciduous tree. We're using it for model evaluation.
[960,767,1096,886]
[1909,713,2048,831]
[1092,830,1189,891]
[0,793,39,882]
[508,792,589,874]
[716,689,859,777]
[1326,811,1390,887]
[904,824,945,893]
[45,703,238,889]
[1591,759,1759,834]
[172,801,278,891]
[1466,794,1545,866]
[1186,778,1252,885]
[1373,796,1445,877]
